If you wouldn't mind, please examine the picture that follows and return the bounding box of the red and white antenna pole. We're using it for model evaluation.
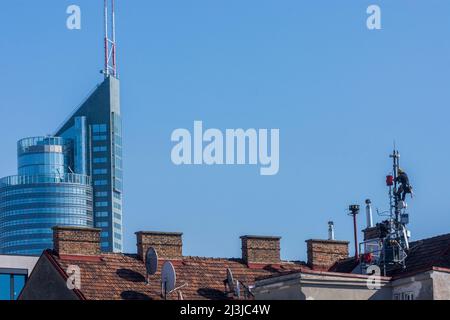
[103,0,118,78]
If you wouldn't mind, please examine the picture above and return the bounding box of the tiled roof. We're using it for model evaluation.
[46,250,309,300]
[397,233,450,276]
[328,257,359,273]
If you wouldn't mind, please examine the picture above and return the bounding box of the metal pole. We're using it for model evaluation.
[348,205,360,261]
[393,150,400,222]
[112,0,117,77]
[104,0,109,77]
[353,213,358,260]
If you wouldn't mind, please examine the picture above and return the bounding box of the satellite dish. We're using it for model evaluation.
[145,247,158,276]
[226,268,235,292]
[161,261,177,295]
[235,280,241,298]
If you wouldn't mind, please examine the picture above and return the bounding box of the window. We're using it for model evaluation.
[93,146,107,152]
[95,191,108,197]
[95,211,109,218]
[93,124,107,133]
[96,222,109,228]
[113,192,121,200]
[393,292,415,300]
[114,223,122,230]
[0,272,27,301]
[114,212,121,220]
[101,231,109,238]
[93,168,108,175]
[101,242,109,248]
[95,202,108,208]
[93,157,107,164]
[114,232,122,240]
[94,180,108,186]
[93,135,107,141]
[114,242,122,250]
[113,202,121,210]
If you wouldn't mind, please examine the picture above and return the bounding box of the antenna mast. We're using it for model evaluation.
[390,149,401,222]
[103,0,118,78]
[359,147,412,276]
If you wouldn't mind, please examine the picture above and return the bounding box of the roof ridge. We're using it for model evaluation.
[410,232,450,245]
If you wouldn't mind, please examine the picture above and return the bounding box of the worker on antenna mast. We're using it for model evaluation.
[396,168,413,201]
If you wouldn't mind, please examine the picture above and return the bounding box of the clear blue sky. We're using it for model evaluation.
[1,1,450,261]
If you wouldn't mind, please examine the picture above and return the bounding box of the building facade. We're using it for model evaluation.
[55,76,123,252]
[0,76,122,255]
[0,137,93,255]
[17,226,450,300]
[0,254,38,300]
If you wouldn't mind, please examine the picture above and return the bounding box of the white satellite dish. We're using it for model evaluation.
[145,247,158,276]
[226,268,235,292]
[235,280,241,298]
[161,261,177,298]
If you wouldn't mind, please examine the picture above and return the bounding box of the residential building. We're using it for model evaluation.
[0,254,38,300]
[254,234,450,300]
[19,227,308,300]
[18,226,450,300]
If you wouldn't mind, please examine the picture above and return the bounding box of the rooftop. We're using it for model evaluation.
[45,250,308,300]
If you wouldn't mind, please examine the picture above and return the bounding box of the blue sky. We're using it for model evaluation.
[1,1,450,261]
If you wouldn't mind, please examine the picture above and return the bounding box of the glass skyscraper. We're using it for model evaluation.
[56,76,123,252]
[0,76,123,255]
[0,137,93,255]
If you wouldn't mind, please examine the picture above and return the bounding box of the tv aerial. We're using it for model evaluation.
[145,247,158,284]
[161,261,188,300]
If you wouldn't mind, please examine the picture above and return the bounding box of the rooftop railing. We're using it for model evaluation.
[0,173,91,188]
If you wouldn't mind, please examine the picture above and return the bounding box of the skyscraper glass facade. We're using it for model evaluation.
[0,137,93,255]
[0,75,123,255]
[55,76,123,252]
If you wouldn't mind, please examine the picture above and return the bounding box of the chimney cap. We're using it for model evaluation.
[53,225,102,231]
[306,239,350,245]
[135,231,183,236]
[240,235,281,240]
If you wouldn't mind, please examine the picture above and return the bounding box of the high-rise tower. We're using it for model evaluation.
[55,76,123,252]
[55,0,123,252]
[0,1,123,254]
[0,137,94,255]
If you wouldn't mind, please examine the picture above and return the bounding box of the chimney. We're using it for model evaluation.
[365,199,374,228]
[306,239,349,271]
[136,231,183,261]
[363,223,387,241]
[241,235,281,267]
[53,226,101,256]
[328,221,335,240]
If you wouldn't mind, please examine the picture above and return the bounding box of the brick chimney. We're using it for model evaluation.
[241,235,281,267]
[306,239,349,271]
[363,227,382,241]
[136,231,183,261]
[53,226,101,256]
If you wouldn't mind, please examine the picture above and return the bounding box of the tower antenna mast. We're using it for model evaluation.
[103,0,118,78]
[389,148,400,223]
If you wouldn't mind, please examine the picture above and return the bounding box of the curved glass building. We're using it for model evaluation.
[0,137,93,255]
